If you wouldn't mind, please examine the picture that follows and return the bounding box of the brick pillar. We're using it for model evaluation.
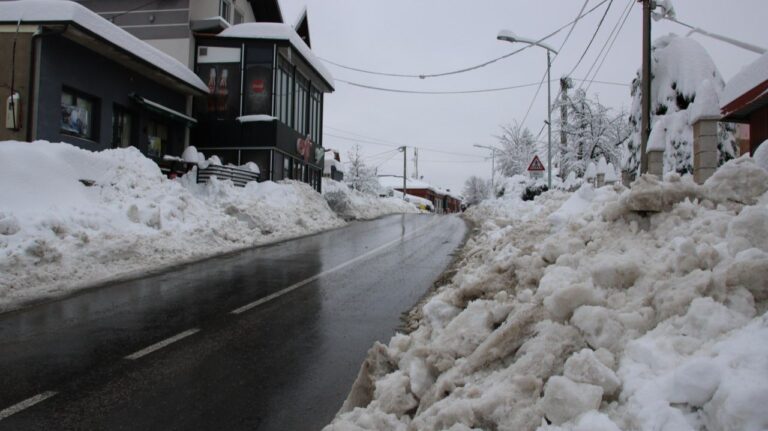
[647,150,664,176]
[693,117,720,184]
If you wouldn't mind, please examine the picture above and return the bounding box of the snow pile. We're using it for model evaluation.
[324,156,768,431]
[0,141,345,311]
[322,179,419,220]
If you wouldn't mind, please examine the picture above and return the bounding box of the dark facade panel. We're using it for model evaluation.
[249,0,283,23]
[35,35,188,156]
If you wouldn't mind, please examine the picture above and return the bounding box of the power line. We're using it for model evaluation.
[585,0,635,92]
[323,132,486,159]
[579,0,633,91]
[566,0,615,78]
[318,0,610,80]
[336,79,542,95]
[519,0,591,127]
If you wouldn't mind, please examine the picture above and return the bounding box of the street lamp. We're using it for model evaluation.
[473,144,501,193]
[497,30,558,189]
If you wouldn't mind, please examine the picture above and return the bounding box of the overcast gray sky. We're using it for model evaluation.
[280,0,767,193]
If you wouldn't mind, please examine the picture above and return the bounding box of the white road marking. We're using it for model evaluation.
[0,391,58,421]
[231,217,441,315]
[125,328,200,360]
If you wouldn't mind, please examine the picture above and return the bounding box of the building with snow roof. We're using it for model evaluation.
[378,175,462,214]
[721,52,768,156]
[0,0,206,156]
[189,16,334,192]
[74,0,284,68]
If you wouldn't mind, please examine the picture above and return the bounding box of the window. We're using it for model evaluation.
[61,89,97,140]
[234,9,244,24]
[309,86,322,144]
[294,72,309,135]
[220,0,232,22]
[112,106,134,148]
[274,56,293,127]
[145,120,168,158]
[283,156,291,179]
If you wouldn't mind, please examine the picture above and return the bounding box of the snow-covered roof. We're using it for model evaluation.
[218,23,334,89]
[0,0,208,94]
[323,157,343,175]
[378,176,462,201]
[721,52,768,114]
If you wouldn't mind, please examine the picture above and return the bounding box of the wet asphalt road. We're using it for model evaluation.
[0,213,467,430]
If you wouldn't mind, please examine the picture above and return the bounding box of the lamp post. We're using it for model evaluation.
[497,30,558,189]
[473,144,501,194]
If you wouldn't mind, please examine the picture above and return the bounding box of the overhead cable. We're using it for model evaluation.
[319,0,610,80]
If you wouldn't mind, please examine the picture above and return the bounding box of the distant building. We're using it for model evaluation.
[323,149,344,181]
[721,52,768,155]
[378,175,462,214]
[0,0,206,158]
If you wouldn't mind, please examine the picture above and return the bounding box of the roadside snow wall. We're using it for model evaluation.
[0,141,347,311]
[323,179,419,220]
[325,156,768,431]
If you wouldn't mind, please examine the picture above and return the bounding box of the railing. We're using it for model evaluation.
[197,164,260,187]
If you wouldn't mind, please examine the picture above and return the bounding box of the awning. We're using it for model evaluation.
[131,93,197,126]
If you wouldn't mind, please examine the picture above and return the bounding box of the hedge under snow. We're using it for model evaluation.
[324,155,768,431]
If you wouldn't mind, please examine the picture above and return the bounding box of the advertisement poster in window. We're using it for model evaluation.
[244,64,272,115]
[61,103,90,137]
[197,63,240,119]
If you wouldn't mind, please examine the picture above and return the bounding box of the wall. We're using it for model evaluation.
[35,35,188,155]
[146,38,192,67]
[750,105,768,155]
[0,29,34,142]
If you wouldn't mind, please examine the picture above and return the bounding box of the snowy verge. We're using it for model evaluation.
[0,141,348,312]
[324,156,768,431]
[323,179,420,220]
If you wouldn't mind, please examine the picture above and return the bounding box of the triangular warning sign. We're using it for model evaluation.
[527,155,546,172]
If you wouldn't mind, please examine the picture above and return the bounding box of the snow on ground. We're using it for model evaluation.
[323,179,419,220]
[0,141,412,312]
[324,155,768,431]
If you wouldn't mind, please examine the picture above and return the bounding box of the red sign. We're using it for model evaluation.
[251,79,265,93]
[527,155,545,172]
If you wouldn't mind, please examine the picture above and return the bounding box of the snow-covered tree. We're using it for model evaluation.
[462,176,490,206]
[624,34,737,177]
[496,122,539,177]
[344,144,379,194]
[556,88,630,179]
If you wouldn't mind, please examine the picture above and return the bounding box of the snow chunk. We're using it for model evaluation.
[704,155,768,205]
[753,140,768,171]
[539,376,603,425]
[564,349,621,396]
[373,371,418,416]
[544,282,604,321]
[181,146,200,163]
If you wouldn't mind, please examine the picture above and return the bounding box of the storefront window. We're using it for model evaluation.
[61,89,97,139]
[220,0,232,22]
[244,46,273,116]
[309,86,322,144]
[145,120,168,158]
[283,156,291,179]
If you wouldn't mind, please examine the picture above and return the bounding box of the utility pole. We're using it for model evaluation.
[640,0,652,174]
[412,148,419,179]
[400,146,407,199]
[560,77,571,179]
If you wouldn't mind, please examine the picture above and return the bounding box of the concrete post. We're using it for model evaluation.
[596,173,605,188]
[693,117,720,184]
[647,150,664,177]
